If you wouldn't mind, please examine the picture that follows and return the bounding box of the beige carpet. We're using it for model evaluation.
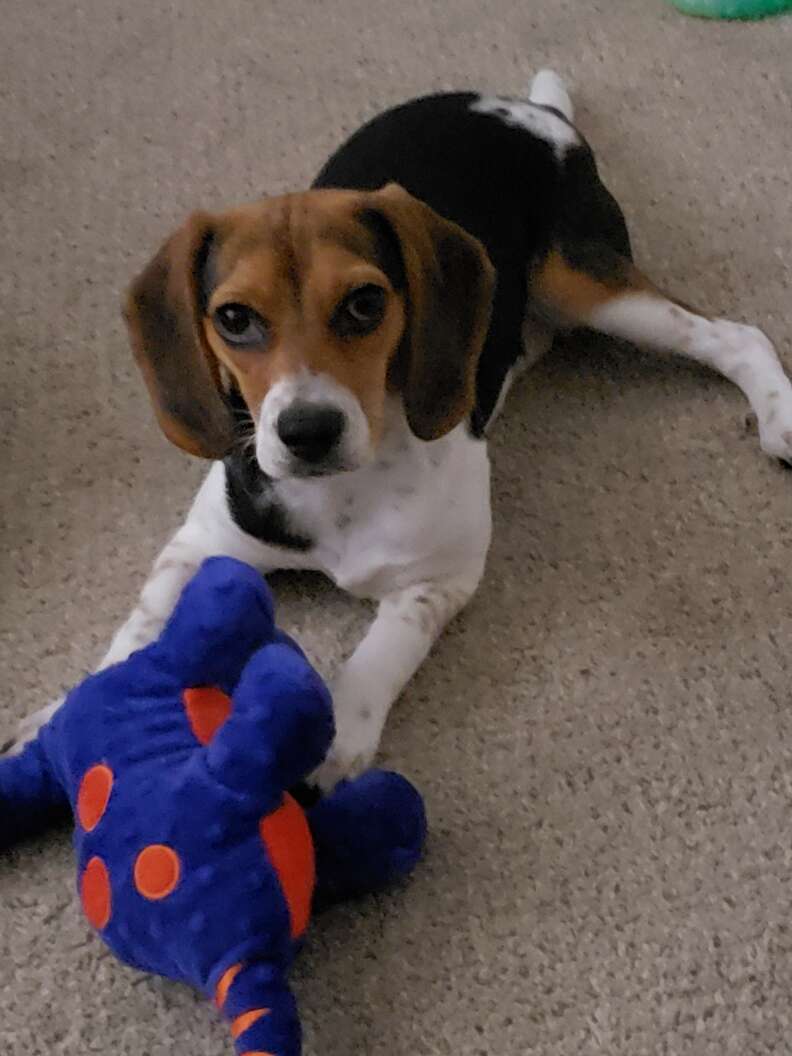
[3,1,792,1052]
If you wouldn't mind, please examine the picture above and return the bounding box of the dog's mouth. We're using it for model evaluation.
[284,459,349,480]
[265,447,372,481]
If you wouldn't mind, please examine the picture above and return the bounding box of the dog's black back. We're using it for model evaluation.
[314,92,631,430]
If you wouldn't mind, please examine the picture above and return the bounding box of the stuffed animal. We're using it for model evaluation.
[0,557,426,1056]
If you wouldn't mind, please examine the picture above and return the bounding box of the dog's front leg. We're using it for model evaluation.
[312,572,483,792]
[2,465,280,756]
[100,466,280,671]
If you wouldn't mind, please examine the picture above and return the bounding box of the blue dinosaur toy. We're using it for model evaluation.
[0,557,426,1056]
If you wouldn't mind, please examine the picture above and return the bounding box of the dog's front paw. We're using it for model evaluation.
[1,698,62,757]
[312,735,379,794]
[310,673,385,793]
[311,749,367,796]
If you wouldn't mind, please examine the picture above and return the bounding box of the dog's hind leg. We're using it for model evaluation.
[531,245,792,466]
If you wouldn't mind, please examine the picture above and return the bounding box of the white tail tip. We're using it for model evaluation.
[529,69,574,122]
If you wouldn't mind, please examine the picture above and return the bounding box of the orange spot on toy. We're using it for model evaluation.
[215,962,243,1008]
[259,794,315,940]
[134,844,181,900]
[77,764,114,832]
[183,686,233,745]
[231,1008,270,1039]
[81,856,112,929]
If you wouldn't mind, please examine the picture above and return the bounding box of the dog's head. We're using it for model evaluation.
[124,184,494,479]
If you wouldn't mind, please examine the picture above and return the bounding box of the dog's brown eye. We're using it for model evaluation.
[213,303,268,347]
[333,284,386,337]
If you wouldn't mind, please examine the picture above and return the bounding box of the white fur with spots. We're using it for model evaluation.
[472,69,578,161]
[588,293,792,464]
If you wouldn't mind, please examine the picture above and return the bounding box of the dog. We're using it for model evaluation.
[5,70,792,790]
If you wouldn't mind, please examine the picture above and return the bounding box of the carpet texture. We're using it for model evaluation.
[3,1,792,1053]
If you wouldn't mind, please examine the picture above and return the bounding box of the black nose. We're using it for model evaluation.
[277,402,345,463]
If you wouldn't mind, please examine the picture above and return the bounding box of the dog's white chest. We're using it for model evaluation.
[275,417,491,598]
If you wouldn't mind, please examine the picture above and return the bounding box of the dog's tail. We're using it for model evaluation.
[528,69,574,123]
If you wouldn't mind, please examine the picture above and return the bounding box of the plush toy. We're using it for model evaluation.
[0,557,426,1056]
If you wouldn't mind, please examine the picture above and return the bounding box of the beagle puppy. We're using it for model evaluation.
[7,71,792,789]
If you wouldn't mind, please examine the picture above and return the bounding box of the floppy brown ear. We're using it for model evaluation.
[123,211,234,459]
[363,183,495,442]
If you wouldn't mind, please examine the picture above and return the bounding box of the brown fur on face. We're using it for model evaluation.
[124,184,495,461]
[202,191,407,449]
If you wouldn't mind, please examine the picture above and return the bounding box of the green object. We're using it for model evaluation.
[667,0,792,17]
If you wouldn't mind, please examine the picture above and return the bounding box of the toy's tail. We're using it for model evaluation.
[212,960,301,1056]
[0,733,68,850]
[308,769,427,909]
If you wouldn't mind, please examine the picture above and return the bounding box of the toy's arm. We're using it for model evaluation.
[148,556,277,689]
[214,960,301,1056]
[206,643,334,804]
[0,726,68,850]
[307,769,427,909]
